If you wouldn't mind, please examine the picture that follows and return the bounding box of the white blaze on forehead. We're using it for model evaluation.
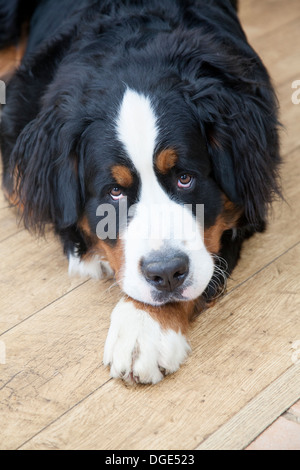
[116,88,158,179]
[116,88,178,231]
[116,88,172,204]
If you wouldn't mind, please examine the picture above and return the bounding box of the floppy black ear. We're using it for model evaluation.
[191,74,281,229]
[206,86,280,228]
[175,19,282,229]
[9,106,83,233]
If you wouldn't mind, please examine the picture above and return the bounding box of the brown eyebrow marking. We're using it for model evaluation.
[156,148,178,174]
[111,165,133,187]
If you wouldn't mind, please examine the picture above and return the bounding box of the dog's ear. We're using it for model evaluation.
[177,28,282,229]
[191,76,281,229]
[10,106,83,233]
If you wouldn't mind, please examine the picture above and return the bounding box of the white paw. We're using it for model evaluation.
[103,298,191,384]
[68,253,114,280]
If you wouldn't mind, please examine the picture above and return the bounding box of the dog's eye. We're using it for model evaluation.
[178,174,194,189]
[110,187,124,200]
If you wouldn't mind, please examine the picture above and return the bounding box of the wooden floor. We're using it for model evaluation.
[0,0,300,450]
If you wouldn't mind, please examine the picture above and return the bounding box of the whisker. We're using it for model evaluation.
[204,253,230,301]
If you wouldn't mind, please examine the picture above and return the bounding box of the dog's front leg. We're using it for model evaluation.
[103,297,195,384]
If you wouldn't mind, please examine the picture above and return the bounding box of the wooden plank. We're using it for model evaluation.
[0,207,23,242]
[197,364,300,450]
[0,230,88,334]
[240,14,300,87]
[0,0,298,452]
[0,180,10,209]
[0,141,298,448]
[0,146,298,447]
[253,18,300,88]
[0,281,121,450]
[239,0,300,41]
[13,243,299,450]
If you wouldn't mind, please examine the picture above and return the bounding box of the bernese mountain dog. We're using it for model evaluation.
[0,0,281,384]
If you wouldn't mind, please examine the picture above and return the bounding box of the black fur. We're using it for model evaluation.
[230,0,239,11]
[0,0,281,302]
[0,0,38,47]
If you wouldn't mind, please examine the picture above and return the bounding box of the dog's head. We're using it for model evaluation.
[10,34,280,306]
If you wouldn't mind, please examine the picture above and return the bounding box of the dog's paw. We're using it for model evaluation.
[103,298,191,384]
[68,253,114,280]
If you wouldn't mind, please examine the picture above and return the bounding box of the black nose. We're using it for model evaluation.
[141,253,189,292]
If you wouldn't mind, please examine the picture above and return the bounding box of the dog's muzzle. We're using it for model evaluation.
[141,251,189,293]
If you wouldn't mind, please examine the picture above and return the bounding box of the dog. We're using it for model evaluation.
[0,0,281,384]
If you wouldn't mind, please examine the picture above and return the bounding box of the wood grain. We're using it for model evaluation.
[0,231,89,334]
[17,244,300,450]
[197,364,300,450]
[0,0,299,450]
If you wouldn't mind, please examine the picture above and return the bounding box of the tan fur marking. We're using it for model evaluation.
[111,165,133,188]
[95,239,125,282]
[156,149,178,174]
[4,188,18,206]
[125,297,198,335]
[78,215,92,237]
[204,198,242,253]
[78,216,124,280]
[3,185,25,214]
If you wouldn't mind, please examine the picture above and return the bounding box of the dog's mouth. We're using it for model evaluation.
[150,288,189,306]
